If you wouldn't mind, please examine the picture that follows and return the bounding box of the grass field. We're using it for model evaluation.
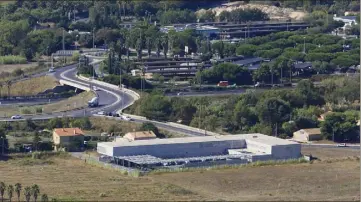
[4,76,58,96]
[0,147,359,201]
[0,63,39,74]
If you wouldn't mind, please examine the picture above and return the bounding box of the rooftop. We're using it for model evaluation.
[98,133,299,148]
[299,128,321,135]
[124,131,156,139]
[54,128,84,136]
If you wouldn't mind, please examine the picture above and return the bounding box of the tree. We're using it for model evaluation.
[15,183,21,202]
[236,44,258,57]
[321,111,359,142]
[140,94,172,121]
[0,182,5,202]
[162,35,168,58]
[32,132,41,151]
[7,185,13,202]
[5,80,12,97]
[31,184,40,202]
[256,98,291,136]
[197,10,216,22]
[24,187,31,202]
[40,194,48,202]
[140,122,161,138]
[155,37,162,57]
[145,37,152,57]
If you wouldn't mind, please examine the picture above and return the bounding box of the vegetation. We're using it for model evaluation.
[0,182,49,202]
[0,55,27,64]
[126,75,360,142]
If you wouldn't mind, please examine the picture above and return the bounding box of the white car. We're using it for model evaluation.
[122,115,132,121]
[93,86,100,91]
[11,115,22,119]
[337,143,347,147]
[48,68,55,73]
[97,111,105,115]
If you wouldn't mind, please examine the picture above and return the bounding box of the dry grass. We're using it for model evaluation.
[89,117,140,134]
[3,76,58,96]
[302,146,360,160]
[42,91,94,113]
[0,63,39,74]
[155,160,360,201]
[0,157,203,201]
[0,154,359,201]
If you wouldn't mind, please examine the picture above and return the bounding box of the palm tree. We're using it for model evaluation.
[162,35,169,59]
[14,183,21,202]
[24,187,31,202]
[31,184,40,202]
[7,185,13,202]
[155,37,162,58]
[40,194,48,202]
[146,37,152,58]
[0,182,5,202]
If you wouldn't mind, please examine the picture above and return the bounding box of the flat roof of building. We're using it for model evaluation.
[98,133,299,148]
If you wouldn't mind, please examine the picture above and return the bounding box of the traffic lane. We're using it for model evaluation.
[61,67,134,112]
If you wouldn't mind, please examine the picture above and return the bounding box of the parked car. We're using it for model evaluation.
[337,143,347,147]
[11,115,22,119]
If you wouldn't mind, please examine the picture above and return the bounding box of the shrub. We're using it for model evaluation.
[0,55,27,64]
[35,107,43,114]
[21,108,32,114]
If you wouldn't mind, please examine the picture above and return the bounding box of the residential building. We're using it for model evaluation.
[122,131,157,141]
[293,128,322,142]
[53,128,85,151]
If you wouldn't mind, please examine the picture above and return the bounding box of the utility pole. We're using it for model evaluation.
[62,29,65,51]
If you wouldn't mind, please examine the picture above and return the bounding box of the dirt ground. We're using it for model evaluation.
[301,146,360,160]
[0,154,358,201]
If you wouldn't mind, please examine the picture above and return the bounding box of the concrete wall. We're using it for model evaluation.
[271,144,302,160]
[97,143,114,156]
[110,140,247,158]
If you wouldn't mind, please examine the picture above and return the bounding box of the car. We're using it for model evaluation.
[48,68,55,73]
[11,115,22,119]
[177,92,183,96]
[121,115,132,121]
[337,143,347,147]
[97,111,105,115]
[93,86,100,91]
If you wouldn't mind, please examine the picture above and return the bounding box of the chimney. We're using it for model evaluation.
[62,128,65,132]
[73,129,76,135]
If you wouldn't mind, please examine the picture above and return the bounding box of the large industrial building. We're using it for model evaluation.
[97,133,301,169]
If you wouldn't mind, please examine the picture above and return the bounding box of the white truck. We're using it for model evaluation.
[88,97,99,107]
